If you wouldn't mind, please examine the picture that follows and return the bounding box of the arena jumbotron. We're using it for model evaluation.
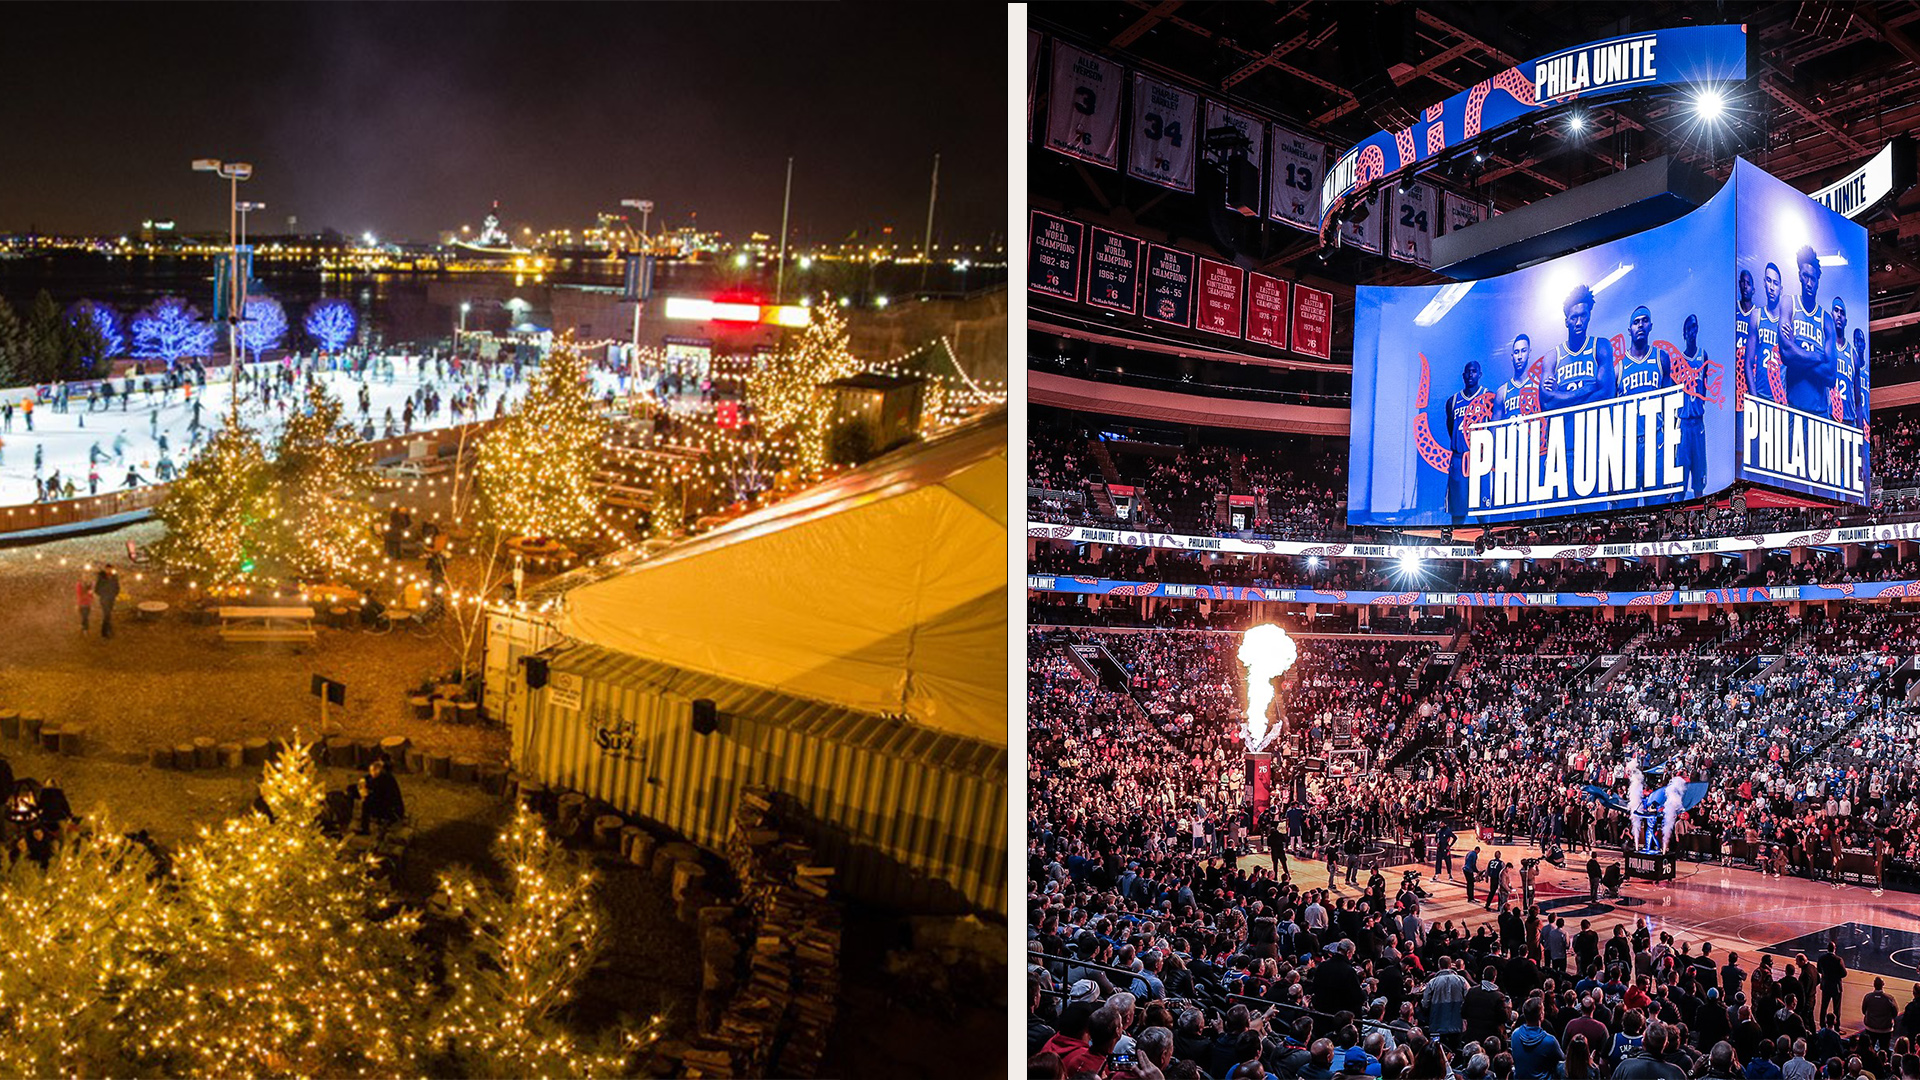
[1026,5,1920,1079]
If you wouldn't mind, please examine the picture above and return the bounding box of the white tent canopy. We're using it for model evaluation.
[559,412,1007,746]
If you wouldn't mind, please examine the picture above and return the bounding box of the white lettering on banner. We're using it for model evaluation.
[1811,140,1899,219]
[1465,387,1684,516]
[1534,35,1659,99]
[1740,398,1867,496]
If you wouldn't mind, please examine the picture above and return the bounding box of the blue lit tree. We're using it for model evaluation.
[304,299,358,354]
[239,296,288,362]
[132,297,216,369]
[68,300,124,375]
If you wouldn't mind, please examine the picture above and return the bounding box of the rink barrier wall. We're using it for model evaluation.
[0,419,502,538]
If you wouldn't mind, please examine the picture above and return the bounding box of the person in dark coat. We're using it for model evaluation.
[1463,965,1512,1045]
[354,754,405,834]
[1311,941,1367,1017]
[93,563,120,638]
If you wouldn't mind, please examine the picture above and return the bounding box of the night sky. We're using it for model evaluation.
[0,3,1005,245]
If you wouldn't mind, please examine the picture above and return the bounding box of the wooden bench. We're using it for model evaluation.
[217,605,317,643]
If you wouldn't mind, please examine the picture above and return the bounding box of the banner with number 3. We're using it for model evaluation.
[1045,41,1122,169]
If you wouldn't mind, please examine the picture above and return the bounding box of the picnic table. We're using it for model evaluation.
[135,600,169,621]
[217,605,317,643]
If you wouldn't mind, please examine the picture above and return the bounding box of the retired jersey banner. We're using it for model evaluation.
[1029,29,1043,142]
[1128,73,1199,192]
[1029,210,1084,302]
[1291,284,1333,359]
[1348,173,1738,526]
[1144,245,1196,328]
[1732,158,1870,505]
[1269,125,1327,233]
[1320,25,1749,226]
[1390,183,1438,266]
[1197,259,1245,338]
[1444,192,1488,235]
[1046,42,1123,169]
[1086,227,1143,315]
[1204,100,1267,216]
[1247,273,1290,349]
[1340,190,1384,254]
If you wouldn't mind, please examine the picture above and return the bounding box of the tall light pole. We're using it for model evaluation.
[236,200,265,364]
[620,198,653,391]
[775,157,793,303]
[193,158,252,417]
[920,152,940,292]
[458,301,470,349]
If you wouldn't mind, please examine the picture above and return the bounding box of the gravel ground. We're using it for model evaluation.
[0,520,509,764]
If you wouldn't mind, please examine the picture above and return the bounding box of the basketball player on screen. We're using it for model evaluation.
[1540,284,1617,412]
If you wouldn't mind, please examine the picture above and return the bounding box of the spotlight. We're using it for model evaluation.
[1692,88,1726,122]
[1398,553,1421,575]
[1568,112,1587,134]
[1307,555,1320,569]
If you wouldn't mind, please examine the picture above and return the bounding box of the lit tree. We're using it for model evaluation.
[0,296,23,385]
[239,295,289,362]
[23,289,67,383]
[304,299,358,354]
[133,737,429,1077]
[0,825,172,1078]
[646,473,683,543]
[149,422,282,585]
[131,297,217,370]
[273,382,380,582]
[429,807,637,1078]
[68,300,123,376]
[475,334,606,542]
[747,298,862,476]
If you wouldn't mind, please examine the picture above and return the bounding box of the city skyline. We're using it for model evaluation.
[0,3,1004,244]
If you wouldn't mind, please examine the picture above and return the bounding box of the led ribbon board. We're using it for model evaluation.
[1320,25,1749,229]
[1810,137,1917,220]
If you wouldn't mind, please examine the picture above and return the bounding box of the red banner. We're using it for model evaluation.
[1246,272,1289,349]
[1196,258,1244,338]
[1291,284,1333,359]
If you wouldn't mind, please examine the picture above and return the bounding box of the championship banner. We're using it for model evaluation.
[1026,572,1920,609]
[1026,517,1920,563]
[1291,284,1333,359]
[1319,25,1749,226]
[1443,192,1488,235]
[1128,73,1199,192]
[1204,100,1267,216]
[1029,29,1043,142]
[1732,159,1870,506]
[1144,245,1196,327]
[1045,41,1123,169]
[1028,210,1084,302]
[1339,190,1383,253]
[1196,258,1245,338]
[1086,227,1143,315]
[1348,174,1738,526]
[1269,124,1327,233]
[1246,273,1290,349]
[1390,182,1437,266]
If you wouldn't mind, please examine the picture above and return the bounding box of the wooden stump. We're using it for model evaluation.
[329,605,350,628]
[193,737,218,770]
[449,756,478,784]
[58,728,84,757]
[173,743,198,770]
[405,748,426,775]
[241,738,271,766]
[654,841,700,880]
[456,701,479,726]
[40,725,64,753]
[219,742,243,768]
[409,696,433,721]
[431,699,452,725]
[619,824,646,859]
[555,792,588,836]
[426,752,451,779]
[0,710,18,740]
[148,746,172,769]
[20,715,43,745]
[671,858,706,902]
[478,762,508,796]
[592,814,625,849]
[629,831,657,868]
[379,736,410,767]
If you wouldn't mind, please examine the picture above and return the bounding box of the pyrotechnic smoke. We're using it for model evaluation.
[1626,759,1646,850]
[1238,623,1298,752]
[1662,774,1687,852]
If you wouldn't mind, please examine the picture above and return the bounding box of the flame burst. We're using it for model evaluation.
[1238,623,1298,752]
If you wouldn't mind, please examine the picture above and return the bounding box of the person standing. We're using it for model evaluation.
[1588,852,1605,904]
[1464,845,1482,905]
[93,563,120,639]
[1436,823,1457,881]
[1816,942,1846,1025]
[75,574,92,634]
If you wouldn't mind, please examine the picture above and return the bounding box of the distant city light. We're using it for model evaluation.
[875,295,888,308]
[734,253,750,268]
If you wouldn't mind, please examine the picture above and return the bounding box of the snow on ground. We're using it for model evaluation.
[0,356,623,505]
